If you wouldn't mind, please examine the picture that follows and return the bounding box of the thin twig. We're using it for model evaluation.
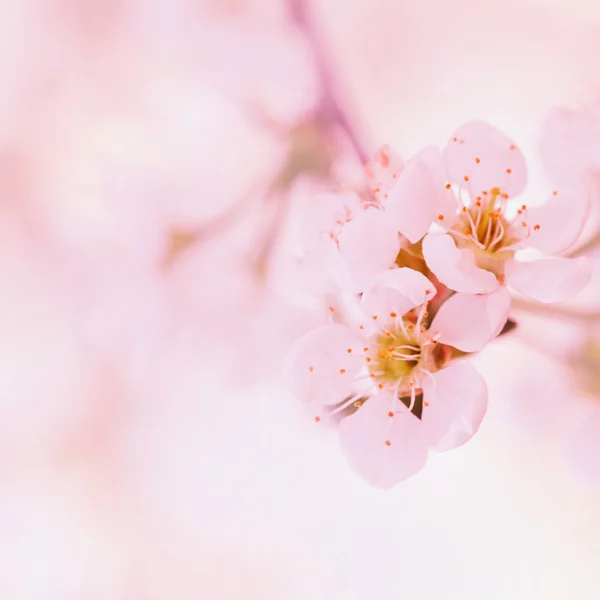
[288,0,370,165]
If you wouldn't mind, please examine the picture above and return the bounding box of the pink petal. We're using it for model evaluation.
[385,147,448,243]
[421,361,488,451]
[365,145,405,201]
[339,391,429,488]
[338,208,400,292]
[299,191,362,252]
[416,145,461,224]
[525,189,590,255]
[283,324,365,408]
[429,286,511,352]
[444,121,527,197]
[360,268,437,327]
[422,233,499,294]
[505,256,591,303]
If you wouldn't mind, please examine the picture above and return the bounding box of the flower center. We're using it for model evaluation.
[369,326,422,386]
[450,188,525,276]
[366,315,439,395]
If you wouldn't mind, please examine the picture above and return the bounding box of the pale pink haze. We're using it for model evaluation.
[540,102,600,186]
[285,268,489,488]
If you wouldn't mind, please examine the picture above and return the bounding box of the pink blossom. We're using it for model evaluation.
[296,147,408,294]
[410,121,593,306]
[284,268,489,488]
[384,145,457,244]
[364,144,405,204]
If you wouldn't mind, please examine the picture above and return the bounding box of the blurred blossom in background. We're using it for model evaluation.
[2,0,600,599]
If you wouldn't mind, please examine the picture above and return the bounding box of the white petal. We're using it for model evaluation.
[429,287,511,352]
[283,324,365,407]
[525,188,590,255]
[339,392,430,489]
[421,361,488,451]
[385,151,445,243]
[361,268,437,327]
[338,209,400,293]
[505,256,591,303]
[422,233,498,294]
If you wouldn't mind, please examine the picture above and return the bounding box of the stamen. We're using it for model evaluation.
[488,217,506,251]
[448,228,483,247]
[407,385,417,412]
[390,352,421,360]
[390,344,421,352]
[421,368,437,391]
[327,392,367,417]
[464,208,479,238]
[416,302,429,330]
[482,212,493,247]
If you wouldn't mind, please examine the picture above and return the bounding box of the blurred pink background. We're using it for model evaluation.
[2,1,600,598]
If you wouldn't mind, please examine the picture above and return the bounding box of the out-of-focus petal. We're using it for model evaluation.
[283,324,364,408]
[505,256,591,303]
[299,191,362,252]
[339,391,429,489]
[540,107,600,186]
[385,149,449,243]
[526,189,590,255]
[338,208,400,292]
[444,121,527,197]
[360,268,437,326]
[429,287,511,352]
[421,361,488,451]
[365,145,405,201]
[422,233,499,294]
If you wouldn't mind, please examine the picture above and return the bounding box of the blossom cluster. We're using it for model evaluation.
[284,121,592,489]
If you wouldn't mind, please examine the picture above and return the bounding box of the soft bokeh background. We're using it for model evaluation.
[2,1,600,598]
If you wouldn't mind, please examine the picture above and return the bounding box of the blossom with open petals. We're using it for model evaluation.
[412,121,592,309]
[284,268,489,488]
[296,146,408,294]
